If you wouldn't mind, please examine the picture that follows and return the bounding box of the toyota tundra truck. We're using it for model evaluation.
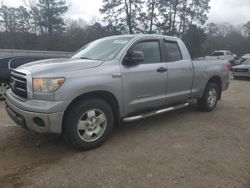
[5,35,230,150]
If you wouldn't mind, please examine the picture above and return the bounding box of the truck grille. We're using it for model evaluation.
[233,68,248,73]
[10,70,27,99]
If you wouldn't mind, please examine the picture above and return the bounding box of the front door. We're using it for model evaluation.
[121,39,168,115]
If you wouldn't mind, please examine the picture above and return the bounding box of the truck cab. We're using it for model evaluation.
[120,35,194,115]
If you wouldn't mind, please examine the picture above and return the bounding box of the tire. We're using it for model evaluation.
[0,83,9,101]
[63,98,114,150]
[234,76,240,80]
[198,82,219,112]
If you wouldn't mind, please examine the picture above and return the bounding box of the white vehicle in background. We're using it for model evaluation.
[232,58,250,79]
[241,54,250,61]
[206,50,237,64]
[238,54,250,65]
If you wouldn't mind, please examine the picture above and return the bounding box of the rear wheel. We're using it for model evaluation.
[198,83,219,112]
[63,98,114,150]
[0,83,9,101]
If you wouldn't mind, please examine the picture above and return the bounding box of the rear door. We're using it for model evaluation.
[121,38,168,115]
[163,40,193,104]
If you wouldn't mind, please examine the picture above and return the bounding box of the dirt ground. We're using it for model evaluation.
[0,79,249,188]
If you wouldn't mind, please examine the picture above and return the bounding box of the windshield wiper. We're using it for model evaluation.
[80,57,92,60]
[79,57,101,61]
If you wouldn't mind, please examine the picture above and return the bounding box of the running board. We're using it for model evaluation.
[123,102,189,122]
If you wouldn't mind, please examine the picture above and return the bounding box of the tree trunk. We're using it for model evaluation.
[169,1,172,34]
[172,1,178,35]
[178,17,182,36]
[125,0,133,34]
[149,0,155,33]
[181,0,187,36]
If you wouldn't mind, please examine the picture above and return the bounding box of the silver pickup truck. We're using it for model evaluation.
[5,35,230,150]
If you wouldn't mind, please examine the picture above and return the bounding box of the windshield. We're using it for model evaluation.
[212,52,224,56]
[243,59,250,65]
[71,37,133,61]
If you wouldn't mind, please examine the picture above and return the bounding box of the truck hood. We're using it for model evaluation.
[18,58,104,75]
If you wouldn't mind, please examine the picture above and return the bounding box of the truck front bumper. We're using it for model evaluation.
[5,90,70,134]
[232,72,250,77]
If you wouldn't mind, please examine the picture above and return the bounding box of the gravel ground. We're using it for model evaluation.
[0,79,249,188]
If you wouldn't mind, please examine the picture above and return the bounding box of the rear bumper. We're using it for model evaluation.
[5,90,69,134]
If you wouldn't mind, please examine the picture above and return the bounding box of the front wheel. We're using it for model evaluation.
[198,83,219,112]
[63,98,114,150]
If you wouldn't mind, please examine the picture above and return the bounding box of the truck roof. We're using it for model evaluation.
[102,34,179,41]
[213,50,231,53]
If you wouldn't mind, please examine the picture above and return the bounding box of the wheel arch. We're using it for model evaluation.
[205,76,222,100]
[62,90,121,133]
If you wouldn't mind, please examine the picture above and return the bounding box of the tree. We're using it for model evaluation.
[22,0,44,34]
[244,21,250,36]
[0,0,216,56]
[0,5,19,33]
[17,6,31,32]
[139,0,159,33]
[99,0,211,36]
[100,0,144,34]
[148,0,156,33]
[146,0,210,36]
[182,25,206,58]
[188,0,210,25]
[37,0,68,34]
[169,0,182,35]
[206,22,219,36]
[178,0,187,35]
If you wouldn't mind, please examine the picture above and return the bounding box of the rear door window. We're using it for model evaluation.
[164,41,182,62]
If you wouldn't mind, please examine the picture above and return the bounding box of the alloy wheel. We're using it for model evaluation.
[77,109,107,142]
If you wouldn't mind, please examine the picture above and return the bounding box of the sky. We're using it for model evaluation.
[4,0,250,25]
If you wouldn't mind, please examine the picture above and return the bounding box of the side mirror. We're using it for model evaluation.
[123,50,144,66]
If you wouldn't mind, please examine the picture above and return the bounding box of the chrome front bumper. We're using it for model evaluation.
[232,72,250,77]
[5,90,69,134]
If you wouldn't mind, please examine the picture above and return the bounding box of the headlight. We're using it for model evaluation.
[33,78,65,93]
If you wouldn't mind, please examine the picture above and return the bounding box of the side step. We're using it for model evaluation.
[123,102,189,122]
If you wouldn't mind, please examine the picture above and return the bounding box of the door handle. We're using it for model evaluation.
[157,67,168,73]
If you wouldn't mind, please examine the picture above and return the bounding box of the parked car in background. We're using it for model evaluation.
[232,58,250,79]
[205,50,237,64]
[242,54,250,58]
[5,35,230,150]
[0,56,54,100]
[240,54,250,62]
